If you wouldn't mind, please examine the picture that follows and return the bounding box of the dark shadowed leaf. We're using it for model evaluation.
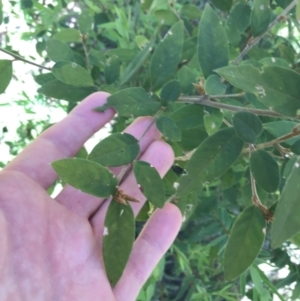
[177,128,243,197]
[38,79,96,101]
[46,39,75,62]
[0,60,12,94]
[104,55,120,84]
[133,161,165,208]
[160,80,181,106]
[250,150,280,192]
[51,158,118,198]
[136,201,151,221]
[89,133,140,167]
[216,65,300,117]
[251,0,272,37]
[233,112,263,143]
[89,49,106,68]
[272,158,300,248]
[119,42,153,86]
[103,200,135,286]
[52,61,94,87]
[224,205,266,280]
[210,0,233,11]
[34,73,56,85]
[150,21,184,89]
[95,87,161,117]
[291,140,300,155]
[198,5,229,78]
[156,116,181,141]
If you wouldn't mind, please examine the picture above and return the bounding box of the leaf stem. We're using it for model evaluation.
[178,95,285,118]
[81,34,90,70]
[249,145,273,222]
[0,47,51,71]
[233,0,298,65]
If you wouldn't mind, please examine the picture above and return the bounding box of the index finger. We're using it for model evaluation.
[4,92,115,189]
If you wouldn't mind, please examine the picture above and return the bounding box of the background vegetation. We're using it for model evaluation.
[1,0,300,300]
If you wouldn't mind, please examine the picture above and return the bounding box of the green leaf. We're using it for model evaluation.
[204,108,223,135]
[176,128,243,197]
[0,60,13,94]
[216,65,300,117]
[251,0,272,37]
[78,9,94,33]
[119,42,153,86]
[136,201,151,221]
[272,158,300,248]
[250,150,280,193]
[156,116,181,141]
[150,21,184,89]
[53,29,81,42]
[197,5,229,78]
[89,49,106,68]
[169,104,204,130]
[0,0,3,25]
[104,55,120,84]
[260,57,290,68]
[180,4,202,19]
[51,158,118,198]
[225,4,251,46]
[154,9,179,25]
[179,128,208,151]
[103,200,135,286]
[95,87,161,117]
[34,73,56,85]
[224,206,266,280]
[291,140,300,155]
[52,61,94,87]
[46,39,74,62]
[38,79,96,101]
[160,80,181,106]
[88,133,140,167]
[264,121,298,145]
[232,112,263,143]
[133,161,166,208]
[204,74,226,95]
[176,65,196,93]
[210,0,233,11]
[76,147,88,159]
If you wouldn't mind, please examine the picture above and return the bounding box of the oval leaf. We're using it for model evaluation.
[104,55,120,85]
[133,161,165,208]
[0,60,12,94]
[272,158,300,248]
[177,128,244,197]
[160,80,181,106]
[150,21,184,89]
[53,29,81,42]
[78,9,94,33]
[251,0,272,37]
[203,108,223,135]
[52,61,94,87]
[250,150,280,192]
[291,140,300,155]
[88,133,140,167]
[103,200,135,286]
[224,206,266,280]
[51,158,118,198]
[197,5,229,78]
[233,112,263,143]
[156,116,181,141]
[46,39,75,62]
[204,74,226,95]
[95,87,161,117]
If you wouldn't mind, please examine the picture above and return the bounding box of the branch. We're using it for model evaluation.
[0,48,51,71]
[233,0,298,65]
[178,95,286,118]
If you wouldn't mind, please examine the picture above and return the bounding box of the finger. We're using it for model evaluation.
[4,92,115,189]
[55,117,162,218]
[91,140,174,245]
[113,203,182,301]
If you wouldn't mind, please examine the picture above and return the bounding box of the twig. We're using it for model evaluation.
[233,0,298,65]
[249,145,273,222]
[81,34,90,69]
[178,95,285,118]
[0,47,51,71]
[242,128,300,153]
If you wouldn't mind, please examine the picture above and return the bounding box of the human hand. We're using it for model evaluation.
[0,92,182,301]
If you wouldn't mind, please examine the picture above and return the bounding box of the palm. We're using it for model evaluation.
[0,92,181,301]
